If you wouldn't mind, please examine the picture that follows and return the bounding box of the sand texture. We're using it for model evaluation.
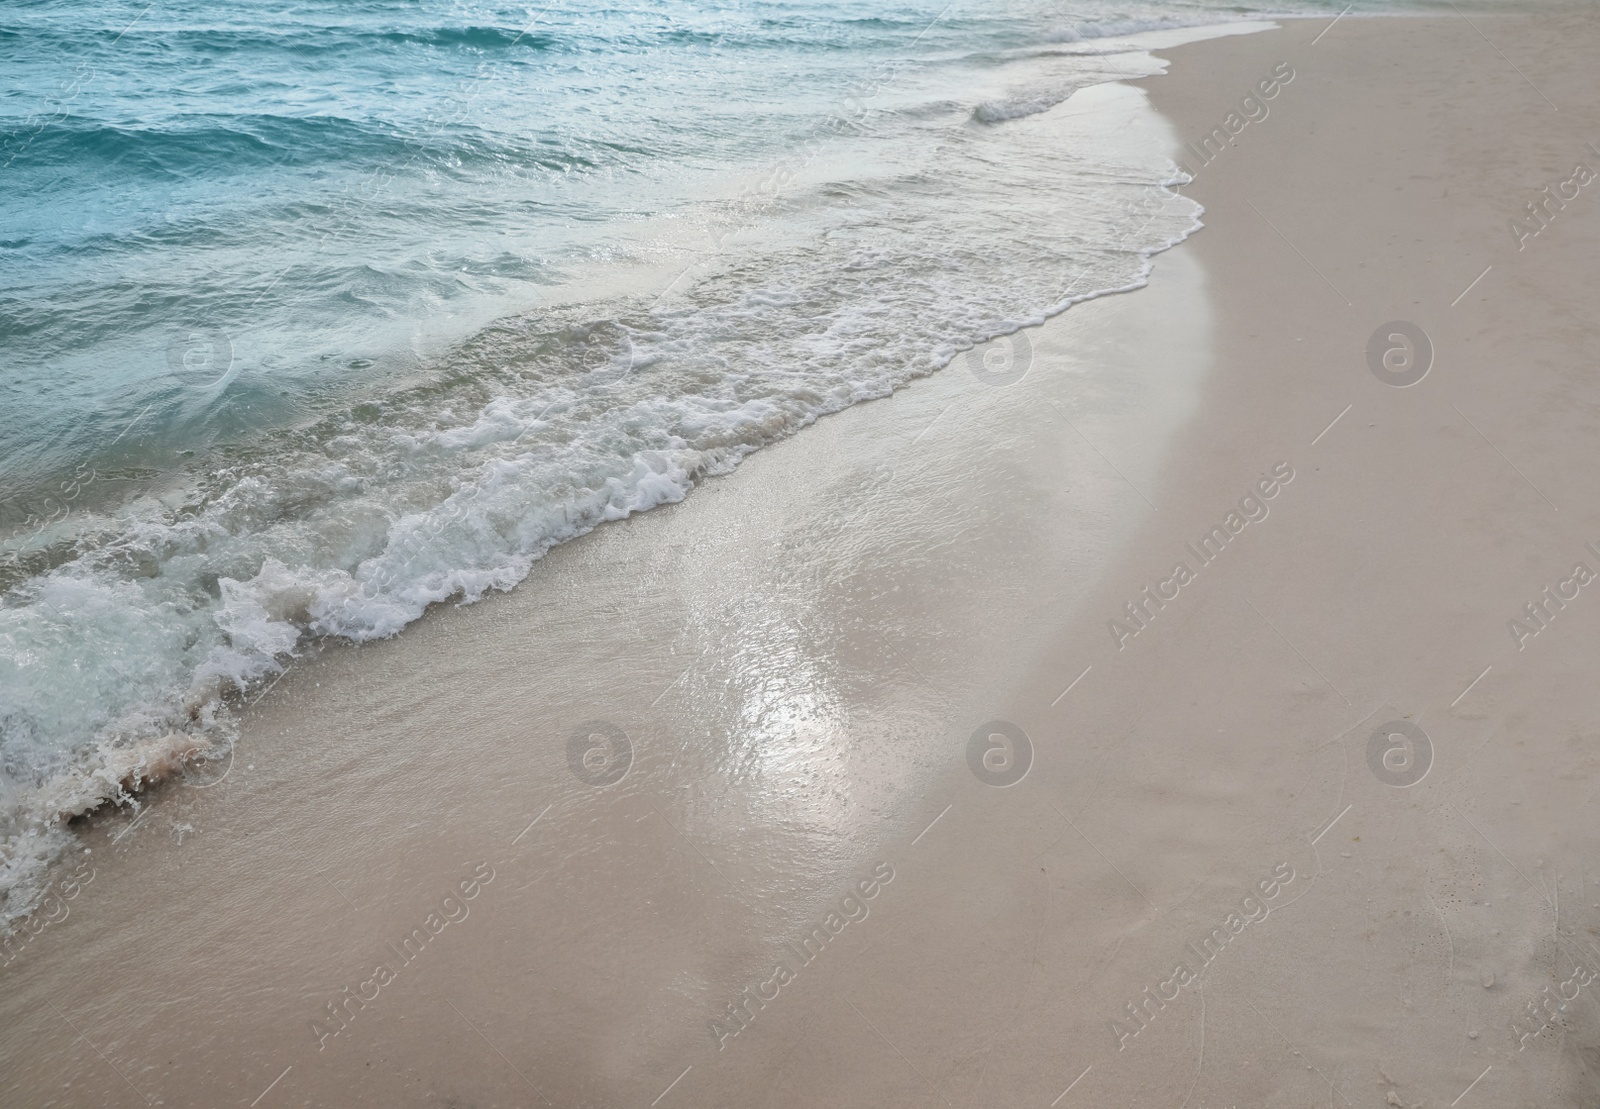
[5,11,1600,1108]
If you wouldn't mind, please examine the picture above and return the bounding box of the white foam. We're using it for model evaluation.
[1043,17,1218,42]
[973,86,1082,124]
[0,48,1206,926]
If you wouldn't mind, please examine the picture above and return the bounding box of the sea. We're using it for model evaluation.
[0,0,1444,921]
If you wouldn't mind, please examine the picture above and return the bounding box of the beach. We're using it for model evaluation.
[5,8,1600,1108]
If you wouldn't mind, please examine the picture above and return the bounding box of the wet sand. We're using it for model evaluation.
[7,11,1600,1108]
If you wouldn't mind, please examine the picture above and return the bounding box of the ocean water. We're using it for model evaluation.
[1,0,1389,918]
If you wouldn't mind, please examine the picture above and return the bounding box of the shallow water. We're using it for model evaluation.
[0,0,1392,916]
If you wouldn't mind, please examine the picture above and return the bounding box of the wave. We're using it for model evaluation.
[0,0,1252,930]
[0,113,616,181]
[372,26,561,51]
[955,15,1234,69]
[14,22,565,55]
[2,148,1204,935]
[1041,16,1232,41]
[3,115,405,174]
[973,86,1083,124]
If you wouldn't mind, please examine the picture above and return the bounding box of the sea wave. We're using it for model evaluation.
[0,114,610,179]
[973,86,1084,123]
[1042,17,1220,41]
[0,0,1267,929]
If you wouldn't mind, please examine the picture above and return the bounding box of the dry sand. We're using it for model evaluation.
[6,11,1600,1108]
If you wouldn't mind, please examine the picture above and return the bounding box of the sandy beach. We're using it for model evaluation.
[6,9,1600,1107]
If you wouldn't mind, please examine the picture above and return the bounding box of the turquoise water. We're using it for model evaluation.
[1,0,1381,492]
[1,0,1398,912]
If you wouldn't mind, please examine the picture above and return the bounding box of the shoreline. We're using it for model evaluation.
[7,10,1600,1107]
[0,102,1216,1101]
[0,19,1226,913]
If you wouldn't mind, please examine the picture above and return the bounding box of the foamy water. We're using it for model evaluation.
[0,0,1380,922]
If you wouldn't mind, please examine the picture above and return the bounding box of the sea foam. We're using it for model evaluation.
[0,5,1238,926]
